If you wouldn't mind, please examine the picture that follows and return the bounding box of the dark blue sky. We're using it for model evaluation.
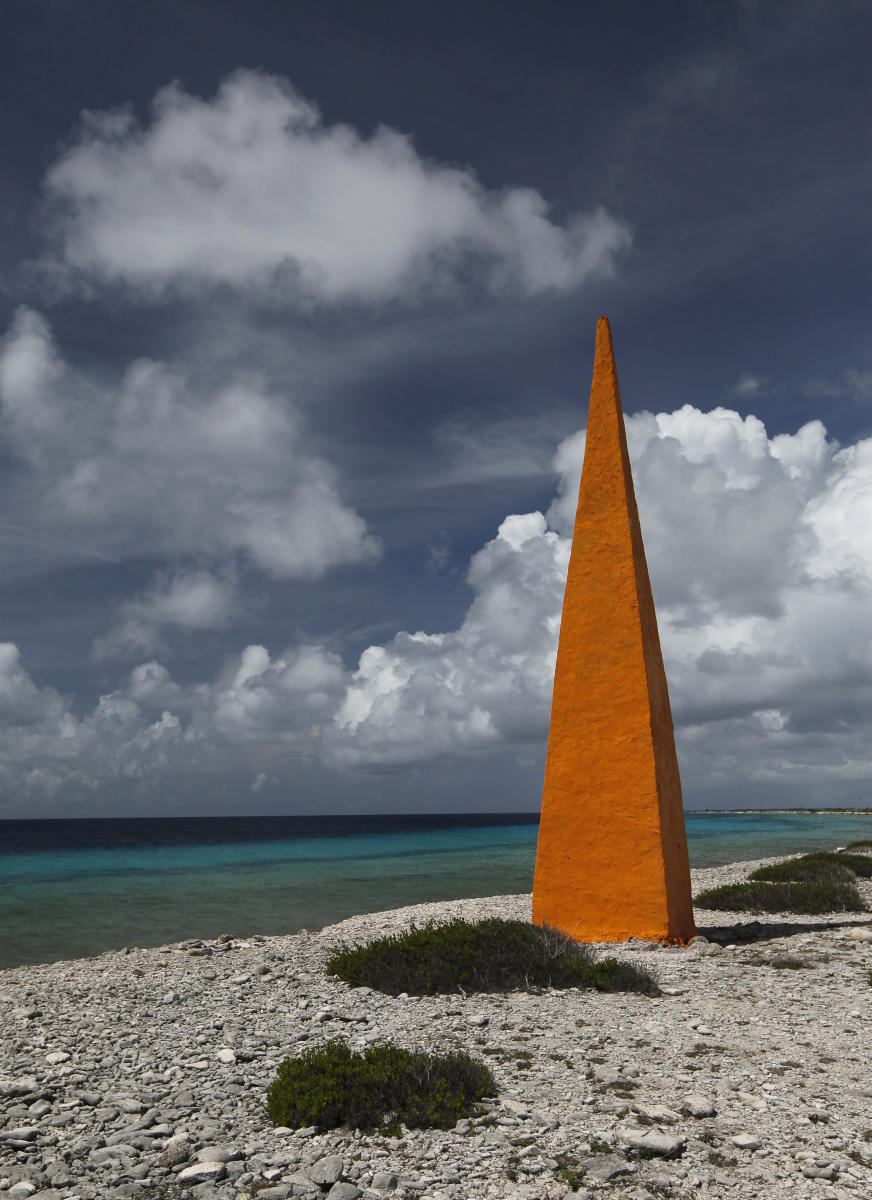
[0,0,870,817]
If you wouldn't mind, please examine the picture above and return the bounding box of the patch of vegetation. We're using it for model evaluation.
[265,1038,494,1133]
[611,1081,640,1097]
[555,1153,586,1190]
[694,878,865,914]
[769,1061,802,1075]
[588,1136,612,1154]
[325,918,660,996]
[847,840,872,850]
[750,851,872,882]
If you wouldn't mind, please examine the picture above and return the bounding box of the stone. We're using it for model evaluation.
[177,1160,227,1182]
[0,1076,39,1097]
[632,1101,680,1125]
[847,927,872,941]
[160,1135,191,1165]
[682,1093,716,1118]
[616,1124,686,1158]
[284,1171,323,1193]
[371,1170,398,1190]
[325,1185,361,1200]
[1,1126,40,1142]
[533,318,696,943]
[594,1066,625,1086]
[731,1133,763,1150]
[195,1145,234,1163]
[802,1164,838,1179]
[583,1154,633,1183]
[216,1047,236,1063]
[307,1155,344,1186]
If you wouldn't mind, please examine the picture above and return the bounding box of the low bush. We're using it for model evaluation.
[749,851,872,883]
[265,1039,494,1132]
[847,840,872,851]
[694,878,865,914]
[325,918,659,996]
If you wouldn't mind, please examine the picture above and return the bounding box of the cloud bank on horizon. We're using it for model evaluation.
[1,320,872,806]
[0,38,869,815]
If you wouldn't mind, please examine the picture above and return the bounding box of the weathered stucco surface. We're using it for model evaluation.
[532,318,696,943]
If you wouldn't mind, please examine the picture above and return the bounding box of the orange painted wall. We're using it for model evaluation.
[532,318,696,943]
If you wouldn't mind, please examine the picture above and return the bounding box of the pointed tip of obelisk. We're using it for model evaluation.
[594,316,614,366]
[590,317,620,421]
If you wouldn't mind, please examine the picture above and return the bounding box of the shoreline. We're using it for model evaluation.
[2,852,871,1199]
[7,812,872,974]
[1,848,869,975]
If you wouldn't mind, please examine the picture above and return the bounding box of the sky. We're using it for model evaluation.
[0,0,870,818]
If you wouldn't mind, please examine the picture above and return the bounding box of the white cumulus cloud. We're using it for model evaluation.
[0,308,379,579]
[93,568,241,660]
[42,70,631,303]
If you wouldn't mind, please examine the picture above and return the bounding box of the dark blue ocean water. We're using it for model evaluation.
[2,810,871,969]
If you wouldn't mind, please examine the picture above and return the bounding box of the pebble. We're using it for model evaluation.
[0,853,869,1200]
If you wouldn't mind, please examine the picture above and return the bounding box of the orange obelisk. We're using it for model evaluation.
[532,318,696,943]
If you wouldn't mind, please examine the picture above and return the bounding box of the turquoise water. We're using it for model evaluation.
[2,810,870,969]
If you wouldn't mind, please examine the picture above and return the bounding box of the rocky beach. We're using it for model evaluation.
[1,855,871,1200]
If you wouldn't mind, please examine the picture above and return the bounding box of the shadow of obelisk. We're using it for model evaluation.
[533,318,696,943]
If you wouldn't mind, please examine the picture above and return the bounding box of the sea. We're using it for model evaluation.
[2,810,871,971]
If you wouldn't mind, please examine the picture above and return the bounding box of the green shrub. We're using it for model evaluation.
[694,879,865,914]
[325,918,659,996]
[750,851,872,882]
[265,1039,494,1132]
[847,840,872,851]
[835,852,872,877]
